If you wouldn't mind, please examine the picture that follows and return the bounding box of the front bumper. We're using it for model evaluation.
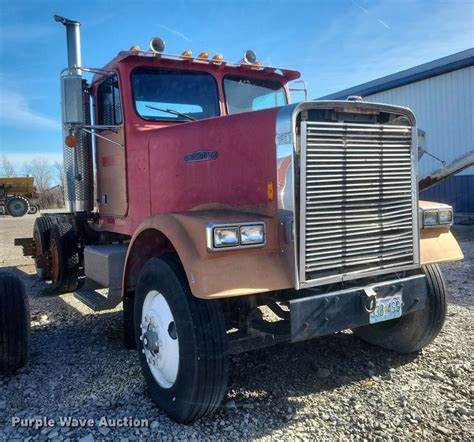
[290,274,427,342]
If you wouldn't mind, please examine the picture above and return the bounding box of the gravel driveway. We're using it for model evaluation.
[0,213,472,440]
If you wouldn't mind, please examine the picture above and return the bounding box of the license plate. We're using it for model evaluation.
[369,294,402,324]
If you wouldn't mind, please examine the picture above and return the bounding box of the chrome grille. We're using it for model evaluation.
[299,120,417,285]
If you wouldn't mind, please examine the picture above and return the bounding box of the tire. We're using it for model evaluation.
[0,273,30,374]
[6,196,29,217]
[28,204,38,215]
[353,264,447,354]
[47,222,80,294]
[33,216,55,280]
[134,255,229,423]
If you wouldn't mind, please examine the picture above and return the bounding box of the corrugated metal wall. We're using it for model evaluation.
[420,175,474,212]
[364,66,473,212]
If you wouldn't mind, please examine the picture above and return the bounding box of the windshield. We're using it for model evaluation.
[131,68,220,121]
[224,75,287,115]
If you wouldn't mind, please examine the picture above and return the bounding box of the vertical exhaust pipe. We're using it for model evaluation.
[54,15,82,75]
[54,15,93,213]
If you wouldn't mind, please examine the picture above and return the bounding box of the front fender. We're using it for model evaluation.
[122,210,293,299]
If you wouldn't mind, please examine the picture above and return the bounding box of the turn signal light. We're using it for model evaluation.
[65,134,78,148]
[198,52,209,59]
[181,50,193,57]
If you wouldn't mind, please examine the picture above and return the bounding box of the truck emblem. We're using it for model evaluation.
[184,150,218,163]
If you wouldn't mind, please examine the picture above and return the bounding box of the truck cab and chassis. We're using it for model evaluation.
[14,16,464,422]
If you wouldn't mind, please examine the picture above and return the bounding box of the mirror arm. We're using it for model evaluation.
[80,127,124,147]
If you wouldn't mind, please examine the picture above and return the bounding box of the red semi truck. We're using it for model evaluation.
[12,16,463,422]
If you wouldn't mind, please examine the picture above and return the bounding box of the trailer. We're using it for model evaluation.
[0,176,40,216]
[13,15,464,422]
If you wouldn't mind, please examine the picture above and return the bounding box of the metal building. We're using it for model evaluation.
[320,48,474,212]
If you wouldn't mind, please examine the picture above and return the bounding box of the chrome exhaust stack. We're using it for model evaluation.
[55,15,94,213]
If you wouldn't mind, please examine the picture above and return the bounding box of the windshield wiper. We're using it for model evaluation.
[145,105,196,121]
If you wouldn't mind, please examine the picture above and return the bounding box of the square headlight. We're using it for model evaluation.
[423,210,439,227]
[240,224,265,245]
[213,227,239,248]
[438,209,453,225]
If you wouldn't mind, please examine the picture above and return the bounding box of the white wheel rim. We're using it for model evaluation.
[140,290,179,389]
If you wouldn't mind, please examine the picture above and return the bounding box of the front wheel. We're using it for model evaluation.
[353,264,447,354]
[134,255,229,423]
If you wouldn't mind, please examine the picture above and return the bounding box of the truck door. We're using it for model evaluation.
[95,75,127,216]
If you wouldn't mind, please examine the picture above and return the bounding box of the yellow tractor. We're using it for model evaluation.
[0,177,40,217]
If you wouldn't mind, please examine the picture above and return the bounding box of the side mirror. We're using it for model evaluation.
[61,75,84,126]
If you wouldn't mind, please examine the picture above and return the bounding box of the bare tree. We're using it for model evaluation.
[0,155,16,177]
[53,160,64,188]
[24,157,53,192]
[24,157,57,208]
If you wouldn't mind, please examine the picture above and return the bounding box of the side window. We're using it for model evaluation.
[97,75,122,125]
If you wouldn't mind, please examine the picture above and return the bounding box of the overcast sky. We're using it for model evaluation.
[0,0,473,172]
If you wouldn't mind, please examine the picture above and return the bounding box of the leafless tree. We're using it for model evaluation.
[23,157,58,208]
[0,155,16,177]
[24,157,53,192]
[53,160,65,188]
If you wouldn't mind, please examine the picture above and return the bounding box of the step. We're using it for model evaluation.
[73,279,121,312]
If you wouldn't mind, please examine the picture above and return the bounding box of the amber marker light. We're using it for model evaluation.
[198,52,209,59]
[181,50,193,57]
[130,45,141,54]
[212,54,224,62]
[267,181,274,201]
[65,134,78,148]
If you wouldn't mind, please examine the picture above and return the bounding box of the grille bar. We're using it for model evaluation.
[300,120,417,285]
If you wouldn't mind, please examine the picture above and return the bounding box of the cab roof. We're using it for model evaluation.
[92,50,301,84]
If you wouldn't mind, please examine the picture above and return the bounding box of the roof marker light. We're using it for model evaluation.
[212,54,224,62]
[149,37,165,53]
[130,45,141,54]
[181,50,193,57]
[198,52,209,59]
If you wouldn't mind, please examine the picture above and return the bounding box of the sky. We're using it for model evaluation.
[0,0,473,174]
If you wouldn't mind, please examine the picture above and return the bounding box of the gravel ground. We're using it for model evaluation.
[0,213,473,440]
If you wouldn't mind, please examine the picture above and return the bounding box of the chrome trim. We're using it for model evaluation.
[206,222,266,252]
[275,100,420,290]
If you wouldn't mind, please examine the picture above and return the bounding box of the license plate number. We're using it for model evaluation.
[369,294,402,324]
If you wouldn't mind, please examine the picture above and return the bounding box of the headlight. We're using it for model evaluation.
[213,227,239,248]
[422,207,453,228]
[423,210,439,227]
[240,224,265,245]
[207,222,266,251]
[438,209,453,225]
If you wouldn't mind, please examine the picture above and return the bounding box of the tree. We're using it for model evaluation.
[0,155,16,177]
[23,157,53,192]
[53,160,64,188]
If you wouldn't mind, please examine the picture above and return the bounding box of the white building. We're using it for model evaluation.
[320,48,474,212]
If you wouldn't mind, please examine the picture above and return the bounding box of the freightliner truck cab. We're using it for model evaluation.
[13,16,463,422]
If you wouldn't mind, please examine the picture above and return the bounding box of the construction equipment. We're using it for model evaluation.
[0,177,40,217]
[13,15,464,423]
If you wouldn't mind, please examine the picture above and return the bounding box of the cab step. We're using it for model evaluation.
[74,279,121,312]
[73,243,128,311]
